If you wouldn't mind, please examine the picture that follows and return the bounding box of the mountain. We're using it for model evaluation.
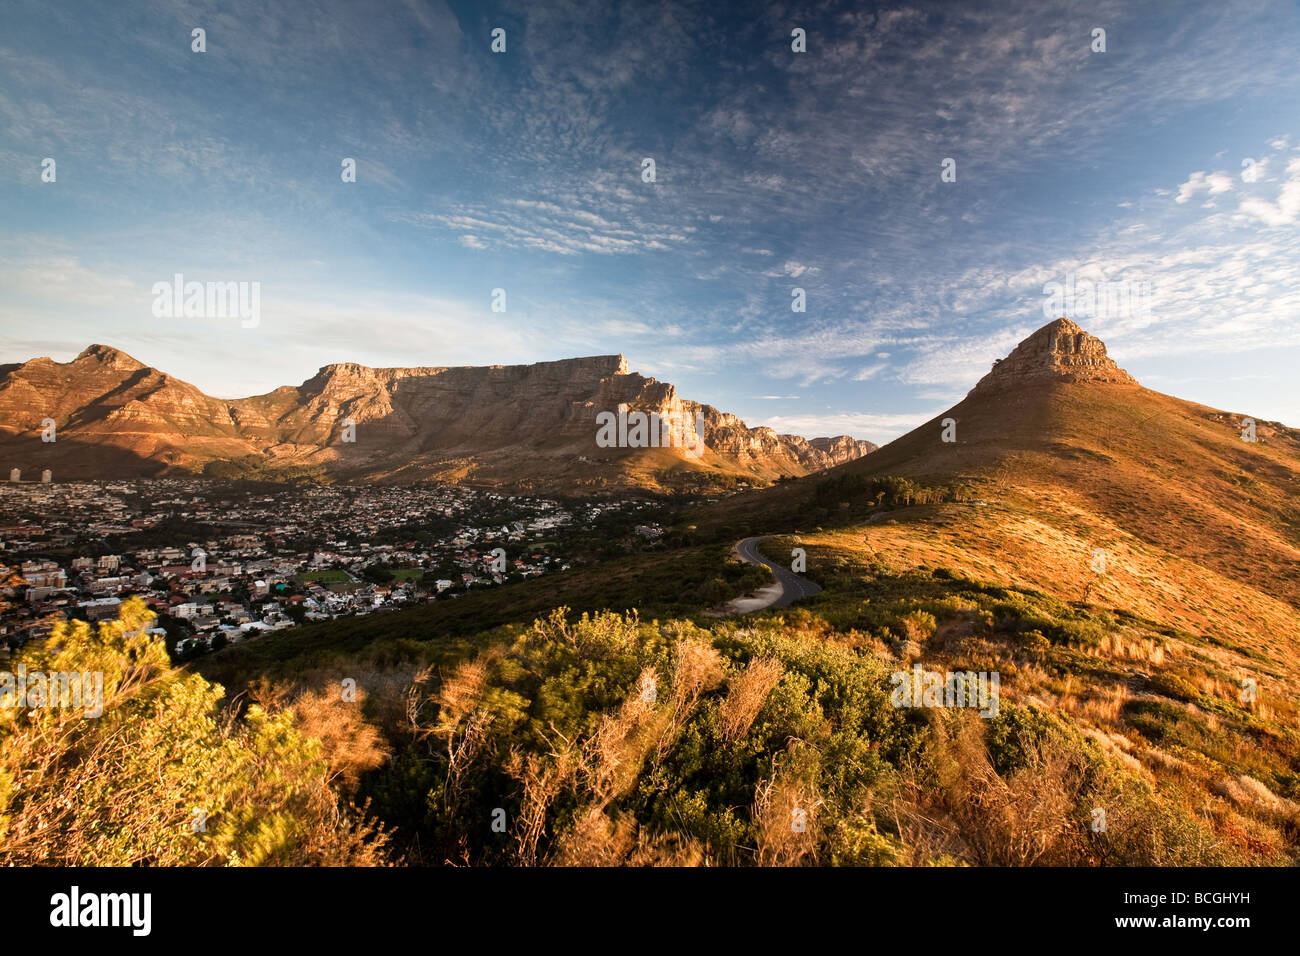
[820,317,1299,604]
[0,346,875,492]
[0,345,256,476]
[970,317,1138,393]
[707,315,1300,667]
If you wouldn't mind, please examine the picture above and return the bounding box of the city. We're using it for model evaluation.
[0,477,668,660]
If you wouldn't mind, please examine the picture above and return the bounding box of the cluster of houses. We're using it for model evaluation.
[0,478,658,659]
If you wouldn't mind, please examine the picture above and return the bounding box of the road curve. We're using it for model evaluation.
[733,536,823,609]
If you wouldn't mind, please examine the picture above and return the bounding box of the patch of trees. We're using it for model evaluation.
[812,474,976,510]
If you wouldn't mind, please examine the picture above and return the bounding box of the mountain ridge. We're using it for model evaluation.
[0,346,876,491]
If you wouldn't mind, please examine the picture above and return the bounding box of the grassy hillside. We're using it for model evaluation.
[198,484,1300,865]
[201,531,1298,864]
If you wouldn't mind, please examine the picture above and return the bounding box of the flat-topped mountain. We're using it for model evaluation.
[0,346,875,492]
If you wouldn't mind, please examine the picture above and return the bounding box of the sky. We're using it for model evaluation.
[1,0,1298,444]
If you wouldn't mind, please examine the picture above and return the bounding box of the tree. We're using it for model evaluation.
[0,597,387,865]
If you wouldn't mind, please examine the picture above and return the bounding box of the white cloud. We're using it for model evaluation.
[394,189,694,258]
[1235,157,1300,226]
[773,260,820,278]
[852,362,888,381]
[1175,170,1234,204]
[760,410,945,445]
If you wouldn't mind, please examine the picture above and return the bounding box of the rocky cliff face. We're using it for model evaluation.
[684,404,876,471]
[0,347,875,489]
[969,317,1138,395]
[0,345,255,472]
[806,434,880,465]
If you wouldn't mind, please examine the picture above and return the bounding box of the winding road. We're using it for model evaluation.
[731,536,823,611]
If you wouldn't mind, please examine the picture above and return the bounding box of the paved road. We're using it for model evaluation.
[734,536,823,609]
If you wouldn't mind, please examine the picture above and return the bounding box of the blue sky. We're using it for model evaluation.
[2,0,1298,443]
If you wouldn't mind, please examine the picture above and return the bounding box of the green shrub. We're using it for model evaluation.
[896,610,938,643]
[1147,671,1200,703]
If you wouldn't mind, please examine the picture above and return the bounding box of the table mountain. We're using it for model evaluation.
[0,346,875,492]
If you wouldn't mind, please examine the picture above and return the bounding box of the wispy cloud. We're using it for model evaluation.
[760,410,946,446]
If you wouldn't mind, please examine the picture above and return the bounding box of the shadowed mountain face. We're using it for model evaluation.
[0,346,875,491]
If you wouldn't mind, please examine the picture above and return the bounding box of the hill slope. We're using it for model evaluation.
[710,318,1300,605]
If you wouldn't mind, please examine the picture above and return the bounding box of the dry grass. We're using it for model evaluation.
[716,657,784,743]
[753,742,824,866]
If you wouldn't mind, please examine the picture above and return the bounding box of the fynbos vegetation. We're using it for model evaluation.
[0,599,388,866]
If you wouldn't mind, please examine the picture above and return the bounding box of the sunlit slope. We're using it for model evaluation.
[834,379,1300,608]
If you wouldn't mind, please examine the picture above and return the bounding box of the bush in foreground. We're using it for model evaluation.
[0,597,388,866]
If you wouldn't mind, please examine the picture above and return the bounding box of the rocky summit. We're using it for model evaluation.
[970,317,1138,395]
